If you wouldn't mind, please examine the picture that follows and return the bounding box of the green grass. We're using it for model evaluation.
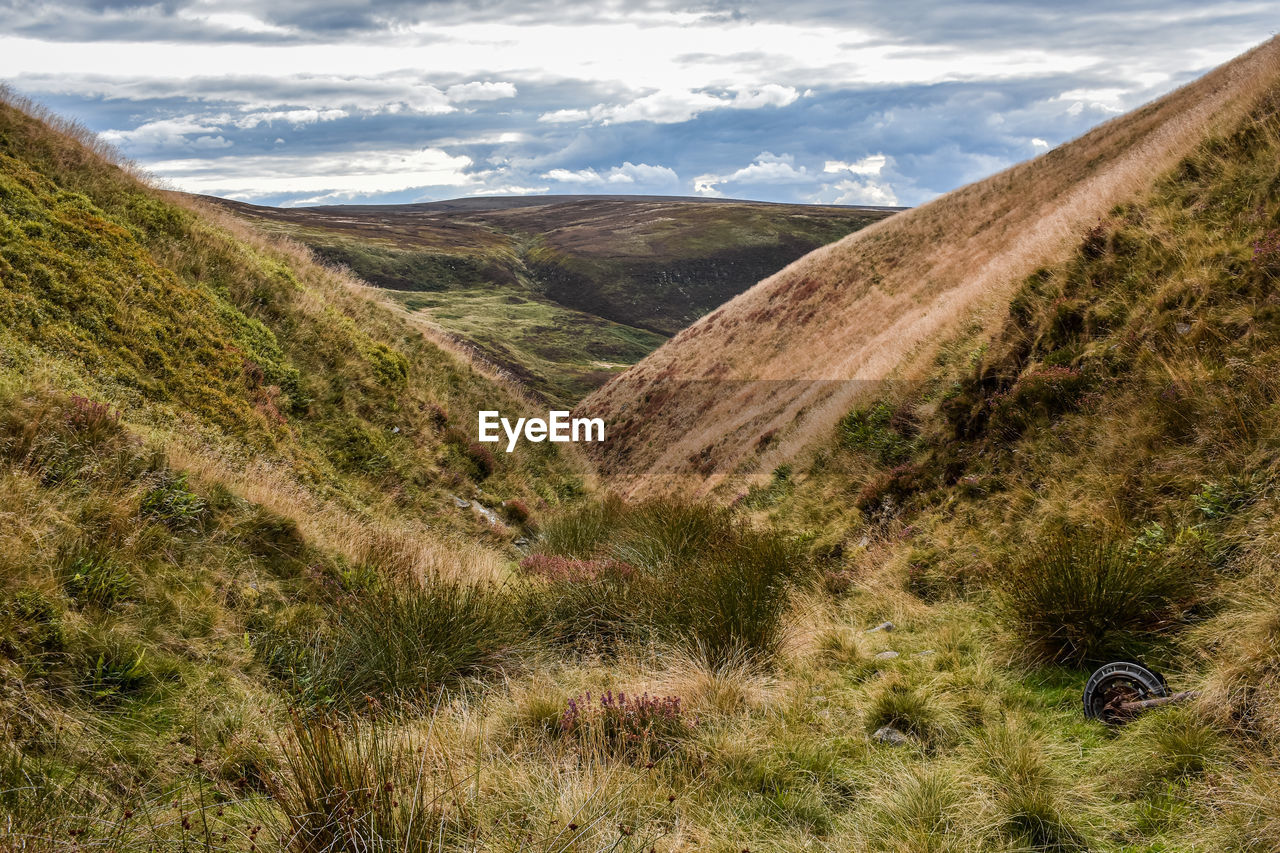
[218,197,891,403]
[388,287,666,405]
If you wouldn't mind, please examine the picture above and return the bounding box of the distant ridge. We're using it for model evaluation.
[203,193,907,215]
[582,36,1280,496]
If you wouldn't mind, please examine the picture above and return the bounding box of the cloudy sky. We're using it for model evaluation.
[1,1,1275,207]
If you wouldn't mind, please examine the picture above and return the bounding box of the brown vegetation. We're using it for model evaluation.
[583,36,1280,496]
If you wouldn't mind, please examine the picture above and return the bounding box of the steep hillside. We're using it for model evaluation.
[717,66,1280,850]
[0,91,584,529]
[584,37,1280,495]
[209,196,894,403]
[0,88,606,849]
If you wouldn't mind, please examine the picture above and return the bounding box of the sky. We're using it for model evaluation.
[1,1,1276,208]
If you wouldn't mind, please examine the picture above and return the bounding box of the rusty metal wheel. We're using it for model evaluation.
[1083,661,1167,723]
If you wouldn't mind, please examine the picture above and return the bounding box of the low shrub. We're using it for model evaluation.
[987,365,1094,436]
[854,463,928,515]
[501,498,531,525]
[559,690,695,761]
[998,530,1205,666]
[58,545,134,608]
[838,401,915,465]
[464,442,495,480]
[1252,228,1280,275]
[139,471,207,533]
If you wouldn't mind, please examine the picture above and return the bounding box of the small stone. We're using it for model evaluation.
[912,649,936,658]
[1175,322,1192,335]
[452,496,471,509]
[874,650,900,661]
[872,725,909,745]
[867,621,895,634]
[473,503,501,525]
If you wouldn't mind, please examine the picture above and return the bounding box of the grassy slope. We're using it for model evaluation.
[0,90,590,847]
[724,75,1280,850]
[210,196,891,404]
[0,93,584,526]
[584,37,1280,496]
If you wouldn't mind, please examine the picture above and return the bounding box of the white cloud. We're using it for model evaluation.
[542,161,678,185]
[191,135,233,149]
[538,108,592,124]
[468,184,551,196]
[538,85,799,126]
[1031,137,1050,151]
[445,81,517,102]
[827,178,899,206]
[232,108,348,128]
[150,147,476,198]
[692,175,723,197]
[1056,87,1129,114]
[727,84,799,110]
[544,167,602,183]
[101,115,229,148]
[691,152,812,196]
[594,89,726,124]
[824,153,889,176]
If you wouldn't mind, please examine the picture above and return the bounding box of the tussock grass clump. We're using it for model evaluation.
[536,494,629,558]
[525,497,808,666]
[972,723,1094,851]
[1110,704,1225,794]
[998,530,1204,667]
[866,677,959,746]
[262,576,522,706]
[270,712,471,851]
[855,764,978,853]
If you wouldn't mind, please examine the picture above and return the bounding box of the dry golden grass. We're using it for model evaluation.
[583,36,1280,497]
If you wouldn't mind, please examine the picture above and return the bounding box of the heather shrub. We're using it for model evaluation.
[998,530,1205,666]
[465,442,496,479]
[1252,229,1280,275]
[854,463,928,514]
[502,498,531,525]
[559,690,695,761]
[987,365,1093,436]
[0,391,147,486]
